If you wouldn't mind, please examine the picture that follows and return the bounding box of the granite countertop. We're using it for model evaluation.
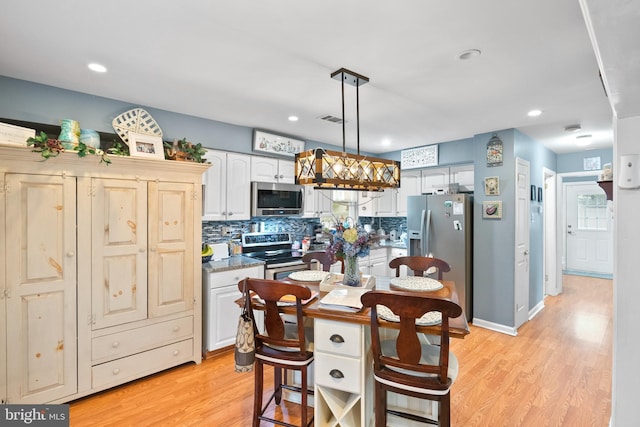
[202,255,265,273]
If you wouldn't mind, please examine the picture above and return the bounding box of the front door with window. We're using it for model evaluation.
[565,182,613,274]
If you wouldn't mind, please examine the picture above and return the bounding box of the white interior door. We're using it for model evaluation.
[543,169,558,295]
[515,158,530,329]
[565,182,613,274]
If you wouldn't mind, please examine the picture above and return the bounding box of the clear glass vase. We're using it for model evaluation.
[343,255,361,287]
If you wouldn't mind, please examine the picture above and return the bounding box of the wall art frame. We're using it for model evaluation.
[530,185,537,201]
[401,144,439,169]
[128,131,164,160]
[482,200,503,219]
[538,186,543,203]
[253,130,305,158]
[484,176,500,195]
[486,134,503,167]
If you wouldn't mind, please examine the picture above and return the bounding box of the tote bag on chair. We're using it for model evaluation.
[235,278,256,372]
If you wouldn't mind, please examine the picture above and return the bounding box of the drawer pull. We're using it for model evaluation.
[329,334,344,343]
[173,326,180,332]
[329,369,344,379]
[173,350,180,356]
[112,368,120,375]
[112,341,120,348]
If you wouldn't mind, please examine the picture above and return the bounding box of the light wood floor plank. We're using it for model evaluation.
[69,274,611,426]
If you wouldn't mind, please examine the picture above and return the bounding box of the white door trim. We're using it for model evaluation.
[542,168,557,296]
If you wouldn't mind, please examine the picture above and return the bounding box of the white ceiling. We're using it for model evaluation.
[0,0,621,155]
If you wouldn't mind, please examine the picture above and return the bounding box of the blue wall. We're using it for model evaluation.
[556,148,612,173]
[0,76,350,156]
[382,137,475,166]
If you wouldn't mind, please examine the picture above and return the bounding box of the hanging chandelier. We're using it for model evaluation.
[294,68,400,191]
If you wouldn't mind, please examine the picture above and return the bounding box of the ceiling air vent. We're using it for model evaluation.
[318,115,345,124]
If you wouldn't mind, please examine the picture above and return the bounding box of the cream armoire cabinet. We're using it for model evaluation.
[0,145,209,404]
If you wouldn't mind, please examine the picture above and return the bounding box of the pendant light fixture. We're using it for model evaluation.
[294,68,400,191]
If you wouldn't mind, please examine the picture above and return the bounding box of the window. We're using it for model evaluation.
[576,194,608,230]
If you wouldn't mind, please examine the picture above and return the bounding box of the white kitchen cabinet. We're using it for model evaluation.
[357,247,387,277]
[203,265,264,352]
[302,187,333,217]
[387,247,408,277]
[397,169,422,216]
[203,150,251,221]
[450,164,475,192]
[420,164,474,194]
[250,157,295,184]
[0,145,208,404]
[357,191,378,217]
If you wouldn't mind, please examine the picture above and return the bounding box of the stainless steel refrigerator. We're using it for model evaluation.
[407,194,473,319]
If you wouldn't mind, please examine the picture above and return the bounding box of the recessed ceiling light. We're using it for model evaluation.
[575,134,592,146]
[381,138,391,146]
[457,49,481,60]
[527,109,542,117]
[564,124,582,132]
[88,63,107,73]
[288,115,299,122]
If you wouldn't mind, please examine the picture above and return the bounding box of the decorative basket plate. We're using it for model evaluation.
[112,108,163,145]
[376,305,442,326]
[288,270,330,282]
[389,276,444,292]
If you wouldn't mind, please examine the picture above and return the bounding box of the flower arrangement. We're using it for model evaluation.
[326,218,379,286]
[327,221,374,260]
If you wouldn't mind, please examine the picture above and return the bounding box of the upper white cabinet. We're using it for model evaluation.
[420,164,474,194]
[250,157,295,184]
[397,170,422,216]
[203,150,251,221]
[302,187,333,217]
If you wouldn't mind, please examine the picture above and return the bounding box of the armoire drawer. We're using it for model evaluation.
[315,352,361,394]
[92,339,193,389]
[92,316,193,363]
[314,318,361,357]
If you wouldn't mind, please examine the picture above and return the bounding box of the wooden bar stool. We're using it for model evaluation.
[361,290,462,426]
[239,278,314,427]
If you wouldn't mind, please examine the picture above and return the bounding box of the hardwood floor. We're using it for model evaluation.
[69,275,612,426]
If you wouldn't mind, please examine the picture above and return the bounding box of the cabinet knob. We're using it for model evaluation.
[173,350,180,356]
[329,334,344,343]
[329,369,344,379]
[279,175,284,179]
[67,251,75,257]
[228,212,233,216]
[173,326,180,332]
[112,368,120,375]
[222,211,227,215]
[112,341,120,348]
[274,175,279,179]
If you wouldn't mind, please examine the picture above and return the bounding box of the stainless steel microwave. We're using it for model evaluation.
[251,182,303,217]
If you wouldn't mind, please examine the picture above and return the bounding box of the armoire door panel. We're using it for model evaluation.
[148,182,194,317]
[92,179,148,330]
[5,173,77,404]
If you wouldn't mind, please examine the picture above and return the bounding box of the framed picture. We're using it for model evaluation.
[253,130,305,157]
[482,200,503,219]
[538,186,543,203]
[128,131,165,159]
[584,156,601,171]
[486,134,503,167]
[530,185,537,201]
[401,144,439,169]
[484,176,500,195]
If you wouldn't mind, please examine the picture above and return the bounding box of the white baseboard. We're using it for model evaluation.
[472,318,517,336]
[528,300,545,320]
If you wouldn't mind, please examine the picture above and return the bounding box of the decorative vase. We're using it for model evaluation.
[343,255,361,287]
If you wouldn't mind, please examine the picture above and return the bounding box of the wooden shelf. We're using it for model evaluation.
[597,180,613,201]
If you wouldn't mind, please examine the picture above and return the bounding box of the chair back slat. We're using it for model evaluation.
[239,278,311,355]
[361,290,462,387]
[388,256,451,279]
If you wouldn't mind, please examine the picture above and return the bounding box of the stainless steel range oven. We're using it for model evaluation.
[241,232,309,280]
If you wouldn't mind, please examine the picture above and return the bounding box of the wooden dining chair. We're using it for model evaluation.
[360,290,463,426]
[238,278,314,427]
[301,251,344,273]
[388,256,451,279]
